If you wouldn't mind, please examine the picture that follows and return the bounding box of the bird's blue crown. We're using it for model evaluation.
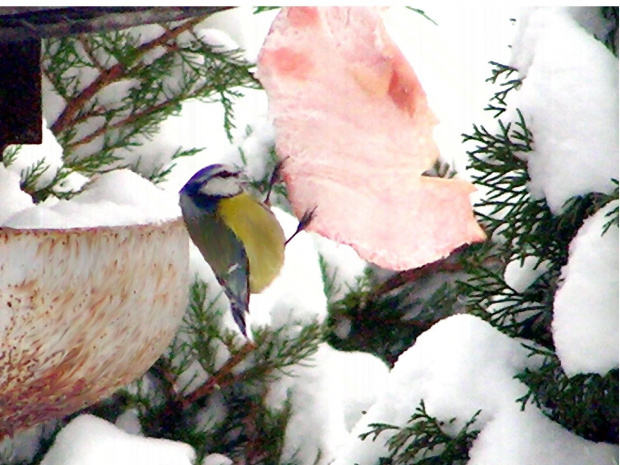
[180,164,243,212]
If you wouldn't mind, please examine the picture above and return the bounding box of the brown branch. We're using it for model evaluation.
[179,340,256,409]
[63,47,241,151]
[149,358,181,403]
[366,260,464,303]
[64,92,180,151]
[76,34,104,72]
[366,249,503,302]
[50,14,207,136]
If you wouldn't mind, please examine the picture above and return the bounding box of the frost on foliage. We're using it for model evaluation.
[553,201,619,377]
[41,415,195,465]
[333,314,616,465]
[511,8,618,214]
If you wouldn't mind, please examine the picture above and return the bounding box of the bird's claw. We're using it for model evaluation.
[285,206,317,245]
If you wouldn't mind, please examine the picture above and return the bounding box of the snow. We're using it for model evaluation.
[264,344,388,465]
[3,169,180,228]
[553,201,619,377]
[568,6,618,42]
[332,315,615,465]
[202,454,233,465]
[511,8,619,214]
[5,120,64,190]
[250,208,327,331]
[115,409,143,436]
[504,256,549,293]
[193,392,228,434]
[327,349,390,431]
[312,234,368,302]
[0,422,54,464]
[468,405,619,465]
[199,7,279,63]
[196,29,240,53]
[40,415,195,465]
[0,165,33,224]
[266,344,349,465]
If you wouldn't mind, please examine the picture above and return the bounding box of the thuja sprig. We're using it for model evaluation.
[516,345,619,443]
[42,14,257,177]
[457,256,555,346]
[462,108,577,265]
[460,57,619,447]
[138,146,204,185]
[128,277,322,460]
[484,61,522,117]
[244,321,324,379]
[360,400,481,465]
[2,146,19,167]
[325,263,464,366]
[600,7,619,56]
[601,179,619,234]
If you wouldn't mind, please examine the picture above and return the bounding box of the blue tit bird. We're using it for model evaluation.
[179,163,288,336]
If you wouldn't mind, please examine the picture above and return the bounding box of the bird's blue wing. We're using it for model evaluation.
[181,199,251,335]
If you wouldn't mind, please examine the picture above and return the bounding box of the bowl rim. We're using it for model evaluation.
[0,216,184,235]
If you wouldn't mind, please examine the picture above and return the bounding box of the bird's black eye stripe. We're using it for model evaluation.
[218,170,239,178]
[192,169,240,187]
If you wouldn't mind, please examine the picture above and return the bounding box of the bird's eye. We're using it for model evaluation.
[219,170,240,179]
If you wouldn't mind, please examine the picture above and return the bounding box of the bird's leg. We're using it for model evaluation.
[285,207,317,245]
[265,157,289,205]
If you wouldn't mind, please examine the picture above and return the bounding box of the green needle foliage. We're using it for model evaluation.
[360,401,481,464]
[601,7,619,56]
[0,13,324,465]
[2,7,617,465]
[136,278,323,464]
[14,277,324,465]
[458,57,618,445]
[515,345,619,443]
[4,13,258,203]
[341,8,618,460]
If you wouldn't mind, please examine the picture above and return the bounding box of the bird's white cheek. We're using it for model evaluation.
[199,177,242,197]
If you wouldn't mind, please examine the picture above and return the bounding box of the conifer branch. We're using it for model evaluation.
[50,16,205,135]
[361,400,480,464]
[179,341,256,409]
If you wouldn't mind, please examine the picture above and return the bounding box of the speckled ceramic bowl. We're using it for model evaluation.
[0,219,189,437]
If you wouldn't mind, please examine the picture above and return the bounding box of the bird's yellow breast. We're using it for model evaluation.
[217,193,286,293]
